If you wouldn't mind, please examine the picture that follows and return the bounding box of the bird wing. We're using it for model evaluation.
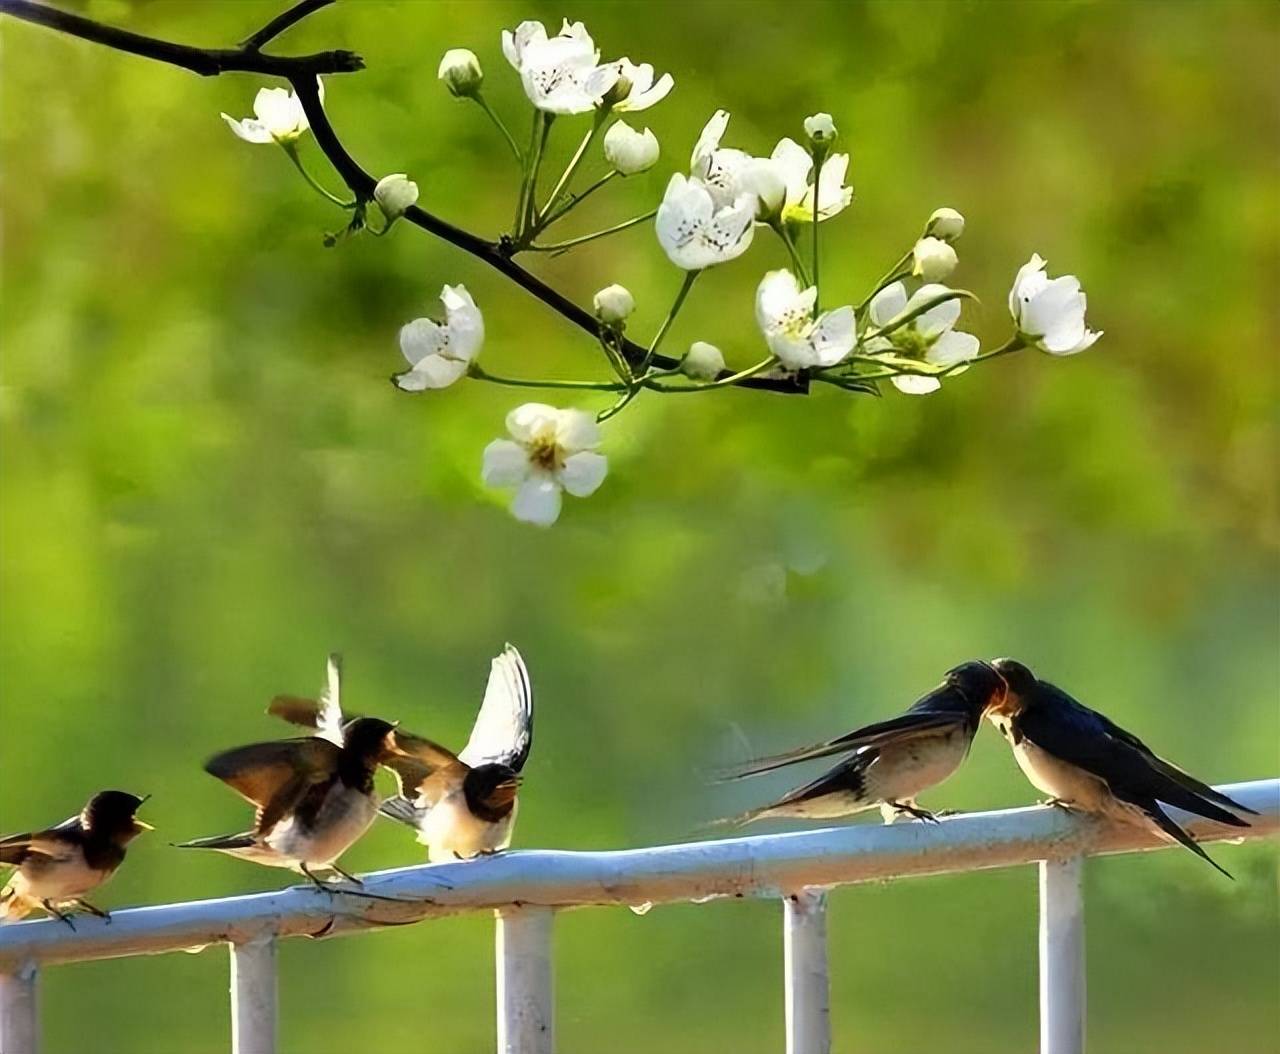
[266,653,347,746]
[0,826,80,866]
[203,738,342,828]
[1016,682,1250,828]
[458,644,534,772]
[377,729,469,828]
[719,709,967,781]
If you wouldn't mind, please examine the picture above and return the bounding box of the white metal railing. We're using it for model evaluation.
[1,779,1275,1054]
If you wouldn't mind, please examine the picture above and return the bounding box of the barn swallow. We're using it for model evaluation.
[175,654,400,888]
[271,644,533,863]
[987,658,1257,877]
[1,791,152,928]
[717,660,1008,826]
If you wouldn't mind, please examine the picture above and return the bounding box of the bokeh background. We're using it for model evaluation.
[2,1,1278,1051]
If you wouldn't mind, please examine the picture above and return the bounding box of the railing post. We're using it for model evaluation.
[496,906,554,1054]
[784,891,830,1054]
[1039,856,1085,1054]
[0,961,39,1054]
[230,937,277,1054]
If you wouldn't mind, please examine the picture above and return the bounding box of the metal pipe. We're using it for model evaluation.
[1,780,1274,969]
[230,938,277,1054]
[496,907,554,1054]
[1039,857,1085,1054]
[783,892,830,1054]
[0,961,38,1054]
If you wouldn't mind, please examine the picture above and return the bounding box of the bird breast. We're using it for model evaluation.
[265,783,378,866]
[865,725,971,803]
[419,788,517,863]
[10,850,109,901]
[1011,739,1113,813]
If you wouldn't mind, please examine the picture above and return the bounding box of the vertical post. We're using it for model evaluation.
[1039,857,1085,1054]
[496,906,554,1054]
[0,961,39,1054]
[784,891,830,1054]
[230,938,277,1054]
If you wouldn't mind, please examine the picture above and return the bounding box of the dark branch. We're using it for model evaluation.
[242,0,335,51]
[1,0,808,395]
[0,0,360,77]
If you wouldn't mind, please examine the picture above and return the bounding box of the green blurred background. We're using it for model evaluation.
[2,1,1278,1051]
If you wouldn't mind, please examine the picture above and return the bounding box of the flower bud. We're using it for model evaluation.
[438,48,483,98]
[373,174,419,219]
[682,341,725,380]
[926,207,965,242]
[740,159,787,221]
[603,120,659,175]
[803,112,837,146]
[912,236,958,281]
[593,284,635,324]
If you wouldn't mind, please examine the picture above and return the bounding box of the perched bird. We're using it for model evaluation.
[271,644,533,863]
[176,654,401,888]
[987,658,1256,877]
[1,791,152,928]
[717,660,1008,826]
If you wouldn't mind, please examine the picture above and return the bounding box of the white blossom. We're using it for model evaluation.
[482,404,608,526]
[755,269,855,370]
[603,120,659,175]
[926,207,965,242]
[866,281,980,394]
[438,49,484,98]
[803,112,837,145]
[682,341,725,380]
[912,236,958,281]
[1008,254,1102,355]
[394,285,484,391]
[761,137,852,223]
[221,81,321,145]
[593,284,635,323]
[689,110,756,209]
[588,57,673,112]
[501,20,603,114]
[373,174,419,219]
[655,173,755,270]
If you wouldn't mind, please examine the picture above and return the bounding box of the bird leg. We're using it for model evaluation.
[42,900,76,930]
[886,800,940,824]
[300,864,335,895]
[328,864,364,887]
[1039,797,1073,810]
[73,899,111,921]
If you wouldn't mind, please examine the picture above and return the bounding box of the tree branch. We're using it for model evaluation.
[0,0,808,395]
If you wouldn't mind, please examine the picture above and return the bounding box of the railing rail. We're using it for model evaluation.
[1,778,1276,1054]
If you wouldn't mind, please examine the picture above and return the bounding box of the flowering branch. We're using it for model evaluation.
[2,1,1104,526]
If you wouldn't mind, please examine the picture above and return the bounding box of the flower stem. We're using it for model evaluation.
[527,208,657,253]
[811,153,823,316]
[645,356,779,391]
[514,110,540,236]
[469,364,626,391]
[535,170,619,233]
[523,112,555,235]
[540,113,605,223]
[472,93,524,164]
[770,221,812,286]
[965,334,1026,365]
[856,250,913,315]
[281,141,354,208]
[598,270,700,421]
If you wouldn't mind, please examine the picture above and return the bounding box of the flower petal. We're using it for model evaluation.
[907,283,961,337]
[512,475,563,526]
[399,317,447,366]
[810,306,856,366]
[482,439,531,487]
[555,409,601,453]
[394,356,467,390]
[506,402,561,443]
[1008,253,1049,323]
[558,451,608,497]
[868,281,908,328]
[891,374,942,395]
[221,114,275,144]
[926,329,980,367]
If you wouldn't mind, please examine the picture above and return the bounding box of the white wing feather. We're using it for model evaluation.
[458,644,533,771]
[316,653,345,746]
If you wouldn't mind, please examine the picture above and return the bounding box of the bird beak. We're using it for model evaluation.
[134,820,155,832]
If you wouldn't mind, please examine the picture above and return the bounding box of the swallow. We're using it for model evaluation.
[987,658,1257,877]
[717,660,1008,826]
[175,654,401,888]
[1,790,152,928]
[271,644,533,863]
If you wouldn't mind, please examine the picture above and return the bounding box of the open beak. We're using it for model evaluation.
[134,820,155,832]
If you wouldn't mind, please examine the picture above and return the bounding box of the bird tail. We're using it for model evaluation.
[377,796,421,830]
[1141,801,1234,879]
[172,832,258,852]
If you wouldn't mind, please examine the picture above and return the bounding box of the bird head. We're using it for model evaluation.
[463,763,522,816]
[991,658,1036,695]
[82,790,153,842]
[341,716,401,763]
[944,659,1009,715]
